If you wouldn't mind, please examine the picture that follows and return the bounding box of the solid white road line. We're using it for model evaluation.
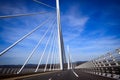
[72,70,79,78]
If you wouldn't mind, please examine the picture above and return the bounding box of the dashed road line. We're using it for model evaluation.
[72,70,79,78]
[48,77,52,80]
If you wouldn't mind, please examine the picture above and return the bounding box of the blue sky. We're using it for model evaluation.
[0,0,120,65]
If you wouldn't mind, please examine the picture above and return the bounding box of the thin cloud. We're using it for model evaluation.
[61,5,89,42]
[62,5,89,31]
[68,35,120,61]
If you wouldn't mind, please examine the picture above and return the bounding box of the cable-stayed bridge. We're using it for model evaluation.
[0,0,120,80]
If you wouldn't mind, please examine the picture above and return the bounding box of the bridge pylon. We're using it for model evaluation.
[56,0,66,70]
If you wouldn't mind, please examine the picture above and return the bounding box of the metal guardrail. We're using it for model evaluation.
[0,68,43,75]
[76,49,120,79]
[0,68,60,75]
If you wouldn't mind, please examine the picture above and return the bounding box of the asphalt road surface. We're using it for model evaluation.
[19,70,116,80]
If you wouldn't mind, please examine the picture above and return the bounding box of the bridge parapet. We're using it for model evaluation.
[76,48,120,79]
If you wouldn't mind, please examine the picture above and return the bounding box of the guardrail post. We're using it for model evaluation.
[92,60,97,74]
[96,58,102,75]
[100,56,107,76]
[116,49,120,78]
[93,59,100,75]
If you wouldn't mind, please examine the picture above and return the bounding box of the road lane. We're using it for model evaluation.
[74,69,116,80]
[19,70,116,80]
[19,71,69,80]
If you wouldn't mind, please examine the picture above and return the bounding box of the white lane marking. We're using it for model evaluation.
[48,73,60,80]
[72,70,79,78]
[48,77,52,80]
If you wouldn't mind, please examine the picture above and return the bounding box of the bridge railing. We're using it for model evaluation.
[0,64,60,75]
[76,49,120,79]
[0,68,34,75]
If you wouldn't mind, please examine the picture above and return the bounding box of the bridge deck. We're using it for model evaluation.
[11,70,116,80]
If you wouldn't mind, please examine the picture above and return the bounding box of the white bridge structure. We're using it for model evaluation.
[0,0,66,75]
[0,0,120,80]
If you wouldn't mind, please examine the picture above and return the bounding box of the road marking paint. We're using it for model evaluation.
[48,77,52,80]
[72,70,79,78]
